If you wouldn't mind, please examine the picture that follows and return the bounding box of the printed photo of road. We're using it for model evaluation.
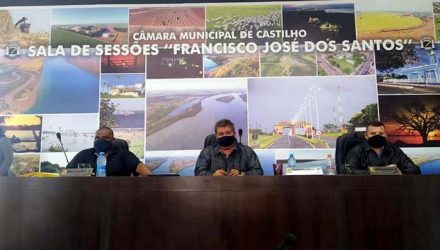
[129,7,205,45]
[206,4,282,45]
[0,115,42,153]
[282,2,356,43]
[51,8,128,47]
[356,0,434,41]
[147,48,203,79]
[376,44,440,94]
[261,47,317,77]
[0,9,50,48]
[101,74,145,98]
[318,47,375,76]
[0,51,100,114]
[114,128,144,160]
[204,53,259,78]
[145,78,248,151]
[248,76,378,149]
[379,95,440,147]
[41,114,98,153]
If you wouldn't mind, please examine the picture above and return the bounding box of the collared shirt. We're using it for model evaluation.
[194,143,263,176]
[344,141,421,175]
[67,145,140,176]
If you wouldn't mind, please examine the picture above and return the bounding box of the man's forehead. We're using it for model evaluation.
[96,129,113,137]
[367,126,385,132]
[217,126,233,132]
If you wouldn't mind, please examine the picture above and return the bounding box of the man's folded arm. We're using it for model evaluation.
[343,148,369,175]
[397,148,421,174]
[244,149,264,176]
[195,150,212,176]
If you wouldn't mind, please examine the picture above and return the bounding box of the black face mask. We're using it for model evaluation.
[94,139,113,153]
[217,135,235,147]
[367,135,386,148]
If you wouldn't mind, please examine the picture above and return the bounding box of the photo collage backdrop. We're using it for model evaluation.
[0,0,439,176]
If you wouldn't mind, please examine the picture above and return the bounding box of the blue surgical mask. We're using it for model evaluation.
[94,139,112,153]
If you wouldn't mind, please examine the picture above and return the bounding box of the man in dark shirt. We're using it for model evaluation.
[195,119,263,176]
[344,121,421,175]
[67,127,152,176]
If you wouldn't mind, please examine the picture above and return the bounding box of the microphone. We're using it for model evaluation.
[238,128,243,144]
[56,132,70,165]
[276,233,296,250]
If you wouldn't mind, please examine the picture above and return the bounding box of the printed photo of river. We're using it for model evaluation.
[145,149,274,176]
[41,114,98,153]
[402,147,440,174]
[21,55,100,114]
[146,78,248,151]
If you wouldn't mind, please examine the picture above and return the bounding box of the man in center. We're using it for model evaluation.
[195,119,263,176]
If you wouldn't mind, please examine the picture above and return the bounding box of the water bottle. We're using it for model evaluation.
[326,153,336,175]
[96,152,107,177]
[288,153,296,168]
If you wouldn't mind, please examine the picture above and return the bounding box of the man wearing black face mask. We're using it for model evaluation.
[344,121,421,175]
[195,119,263,176]
[67,127,152,176]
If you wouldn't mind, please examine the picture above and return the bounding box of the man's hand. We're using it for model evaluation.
[387,164,402,175]
[228,169,240,176]
[213,169,227,176]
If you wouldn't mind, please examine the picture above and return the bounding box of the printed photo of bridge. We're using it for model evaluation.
[248,76,378,149]
[129,7,205,46]
[356,0,434,41]
[376,43,440,94]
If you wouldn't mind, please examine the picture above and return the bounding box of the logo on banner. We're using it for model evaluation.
[5,44,20,58]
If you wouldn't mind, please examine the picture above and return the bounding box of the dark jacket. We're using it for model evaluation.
[195,142,263,176]
[344,141,421,175]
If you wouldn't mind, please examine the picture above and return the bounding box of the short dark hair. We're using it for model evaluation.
[367,121,385,128]
[97,126,114,137]
[214,119,235,133]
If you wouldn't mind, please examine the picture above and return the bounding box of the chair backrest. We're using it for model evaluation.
[203,134,217,148]
[113,138,129,151]
[335,131,365,174]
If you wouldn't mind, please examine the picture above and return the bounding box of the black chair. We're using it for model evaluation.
[203,134,217,148]
[335,131,365,174]
[113,138,129,151]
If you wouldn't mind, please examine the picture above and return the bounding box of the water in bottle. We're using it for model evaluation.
[288,153,296,168]
[96,152,107,177]
[326,153,336,175]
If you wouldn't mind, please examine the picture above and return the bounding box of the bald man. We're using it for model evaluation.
[67,127,152,176]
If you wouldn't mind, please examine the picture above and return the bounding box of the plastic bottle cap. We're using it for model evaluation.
[99,152,104,155]
[290,154,293,157]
